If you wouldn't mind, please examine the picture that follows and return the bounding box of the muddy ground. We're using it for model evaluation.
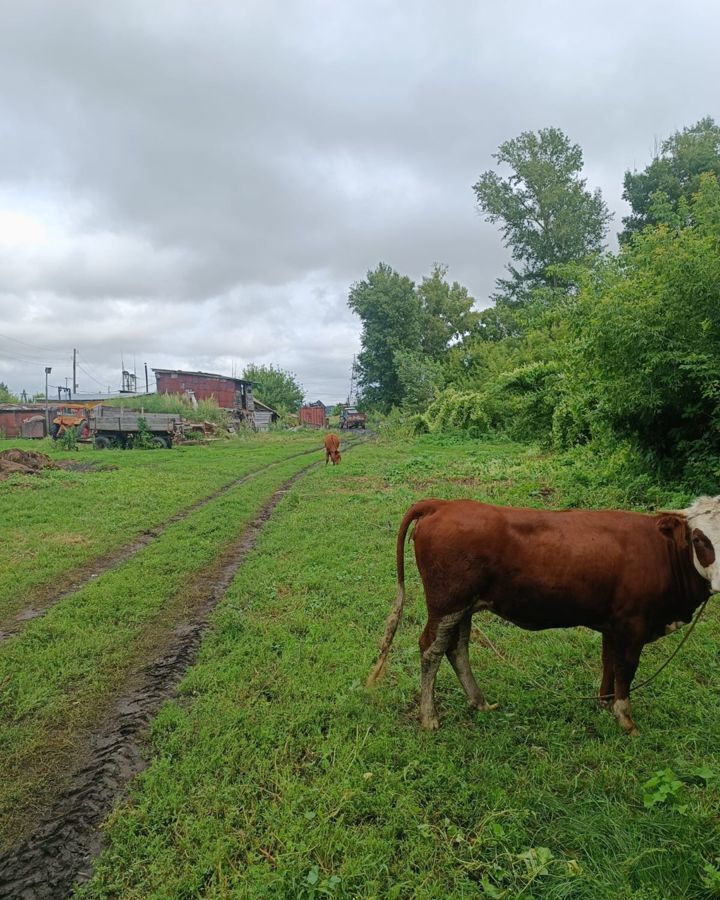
[0,449,58,480]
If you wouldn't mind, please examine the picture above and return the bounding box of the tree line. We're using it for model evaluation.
[348,117,720,487]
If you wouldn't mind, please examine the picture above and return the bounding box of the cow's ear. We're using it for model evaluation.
[657,514,688,550]
[692,528,716,567]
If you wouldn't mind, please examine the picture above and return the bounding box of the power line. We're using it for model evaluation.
[0,349,68,367]
[0,332,59,354]
[75,351,111,388]
[75,362,107,388]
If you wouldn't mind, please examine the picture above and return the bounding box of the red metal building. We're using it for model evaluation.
[298,403,328,428]
[153,369,255,414]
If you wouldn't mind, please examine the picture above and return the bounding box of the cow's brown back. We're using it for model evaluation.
[411,500,688,632]
[324,433,341,465]
[324,434,340,453]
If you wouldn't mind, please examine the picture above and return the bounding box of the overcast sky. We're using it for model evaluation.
[0,0,718,403]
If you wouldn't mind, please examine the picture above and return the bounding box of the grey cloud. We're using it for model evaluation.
[0,0,718,399]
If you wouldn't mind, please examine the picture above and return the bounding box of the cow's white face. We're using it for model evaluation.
[684,496,720,592]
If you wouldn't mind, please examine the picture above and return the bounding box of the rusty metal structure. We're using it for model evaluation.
[153,369,254,411]
[298,403,328,428]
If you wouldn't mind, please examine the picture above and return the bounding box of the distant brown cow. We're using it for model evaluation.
[324,433,341,465]
[368,497,719,735]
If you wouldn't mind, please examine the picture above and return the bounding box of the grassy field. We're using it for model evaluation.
[0,434,326,852]
[0,433,321,627]
[75,434,720,899]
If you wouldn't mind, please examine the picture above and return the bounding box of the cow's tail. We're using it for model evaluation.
[366,500,439,687]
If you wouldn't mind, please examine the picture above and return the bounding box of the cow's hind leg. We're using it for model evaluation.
[611,641,641,736]
[419,611,464,730]
[599,632,615,708]
[446,612,497,712]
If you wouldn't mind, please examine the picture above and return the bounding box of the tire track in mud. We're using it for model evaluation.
[0,444,324,644]
[0,461,320,900]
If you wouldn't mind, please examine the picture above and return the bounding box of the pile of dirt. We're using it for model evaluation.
[0,449,58,480]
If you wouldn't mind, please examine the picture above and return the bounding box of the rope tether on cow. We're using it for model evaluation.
[472,594,712,701]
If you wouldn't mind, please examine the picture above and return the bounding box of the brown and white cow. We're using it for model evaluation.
[324,433,341,465]
[367,497,719,735]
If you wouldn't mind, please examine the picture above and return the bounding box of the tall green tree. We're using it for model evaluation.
[621,117,720,241]
[348,263,421,409]
[473,127,611,303]
[348,263,477,409]
[0,382,16,403]
[242,364,304,413]
[416,264,478,357]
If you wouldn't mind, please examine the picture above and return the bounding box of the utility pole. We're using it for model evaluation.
[72,349,78,398]
[44,367,52,435]
[144,363,149,394]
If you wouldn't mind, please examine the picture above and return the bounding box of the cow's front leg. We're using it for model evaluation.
[611,641,641,736]
[419,611,464,730]
[599,632,615,708]
[446,612,497,712]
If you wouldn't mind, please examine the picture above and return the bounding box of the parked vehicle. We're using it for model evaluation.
[339,406,367,430]
[86,408,184,448]
[50,404,95,440]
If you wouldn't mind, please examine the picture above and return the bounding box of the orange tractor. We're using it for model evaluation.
[50,404,95,441]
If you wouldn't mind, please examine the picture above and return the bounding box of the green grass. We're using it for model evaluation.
[0,446,322,849]
[103,393,230,426]
[80,434,720,898]
[0,433,321,625]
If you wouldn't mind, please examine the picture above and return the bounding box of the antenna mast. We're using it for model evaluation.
[347,356,359,405]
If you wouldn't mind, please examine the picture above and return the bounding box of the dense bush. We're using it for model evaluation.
[421,360,561,444]
[566,174,720,470]
[418,390,490,437]
[417,174,720,493]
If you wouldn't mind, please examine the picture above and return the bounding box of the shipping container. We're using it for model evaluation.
[298,405,328,428]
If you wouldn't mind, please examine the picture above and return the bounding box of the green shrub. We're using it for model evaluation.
[57,426,79,451]
[127,418,159,450]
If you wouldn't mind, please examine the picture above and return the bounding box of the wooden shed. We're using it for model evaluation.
[252,399,279,431]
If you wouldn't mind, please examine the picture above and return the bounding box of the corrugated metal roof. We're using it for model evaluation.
[152,368,254,386]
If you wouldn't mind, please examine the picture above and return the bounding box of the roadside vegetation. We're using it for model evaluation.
[349,117,720,496]
[81,434,720,898]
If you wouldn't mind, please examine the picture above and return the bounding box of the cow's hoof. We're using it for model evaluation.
[612,699,639,737]
[474,701,499,712]
[420,715,440,730]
